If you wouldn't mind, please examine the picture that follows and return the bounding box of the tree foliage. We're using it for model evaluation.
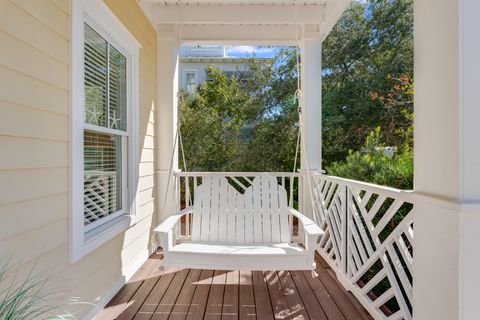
[179,0,414,189]
[322,0,413,163]
[180,49,301,173]
[327,75,414,189]
[179,66,255,171]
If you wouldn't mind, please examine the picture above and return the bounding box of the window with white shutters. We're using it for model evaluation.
[83,23,128,231]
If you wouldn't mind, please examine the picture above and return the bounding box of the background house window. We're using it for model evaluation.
[83,23,128,231]
[184,71,197,93]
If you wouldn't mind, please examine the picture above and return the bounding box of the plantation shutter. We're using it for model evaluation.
[83,23,128,230]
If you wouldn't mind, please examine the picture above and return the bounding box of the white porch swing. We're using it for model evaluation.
[154,1,323,271]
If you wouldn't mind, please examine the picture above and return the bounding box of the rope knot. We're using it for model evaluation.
[293,89,303,111]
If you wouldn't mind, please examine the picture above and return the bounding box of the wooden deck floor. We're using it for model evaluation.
[96,251,372,320]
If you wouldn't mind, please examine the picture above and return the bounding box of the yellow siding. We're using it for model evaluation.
[0,0,157,318]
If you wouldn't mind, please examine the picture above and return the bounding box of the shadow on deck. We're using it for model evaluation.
[96,250,372,320]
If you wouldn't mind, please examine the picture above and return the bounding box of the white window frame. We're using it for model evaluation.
[184,69,197,93]
[70,0,140,263]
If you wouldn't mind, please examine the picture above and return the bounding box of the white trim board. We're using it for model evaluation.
[70,0,141,263]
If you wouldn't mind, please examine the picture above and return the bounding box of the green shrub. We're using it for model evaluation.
[327,127,413,190]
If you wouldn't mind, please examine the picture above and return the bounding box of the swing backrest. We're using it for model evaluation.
[191,174,291,244]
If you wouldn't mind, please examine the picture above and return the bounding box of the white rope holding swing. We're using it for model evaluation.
[291,0,319,225]
[160,0,190,219]
[161,0,319,226]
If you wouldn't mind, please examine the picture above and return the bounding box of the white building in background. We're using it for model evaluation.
[179,45,263,93]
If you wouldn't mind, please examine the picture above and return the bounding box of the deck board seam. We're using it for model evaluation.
[176,269,203,320]
[199,270,214,320]
[290,270,329,320]
[247,271,257,320]
[300,270,343,320]
[313,256,370,320]
[277,271,311,320]
[313,257,351,320]
[263,271,276,320]
[124,274,164,320]
[219,270,228,319]
[165,269,192,320]
[185,269,214,320]
[148,268,184,320]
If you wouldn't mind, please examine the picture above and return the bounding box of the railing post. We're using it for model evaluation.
[341,184,348,275]
[174,172,180,238]
[184,174,190,237]
[298,174,303,213]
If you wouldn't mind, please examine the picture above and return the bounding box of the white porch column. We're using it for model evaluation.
[156,31,179,224]
[414,0,480,319]
[300,36,322,220]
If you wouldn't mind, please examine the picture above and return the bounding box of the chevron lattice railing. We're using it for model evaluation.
[311,173,414,320]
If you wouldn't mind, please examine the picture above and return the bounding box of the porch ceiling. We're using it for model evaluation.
[142,0,326,4]
[139,0,350,44]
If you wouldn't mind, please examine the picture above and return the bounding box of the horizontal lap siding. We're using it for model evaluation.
[0,0,157,318]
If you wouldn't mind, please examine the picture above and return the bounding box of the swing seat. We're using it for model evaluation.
[155,174,323,271]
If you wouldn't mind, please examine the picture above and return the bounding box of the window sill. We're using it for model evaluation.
[82,215,135,259]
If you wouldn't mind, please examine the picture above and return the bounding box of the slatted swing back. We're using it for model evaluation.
[191,174,292,244]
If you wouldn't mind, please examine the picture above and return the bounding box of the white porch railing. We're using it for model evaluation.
[311,173,414,320]
[84,170,118,225]
[170,170,414,319]
[173,171,302,238]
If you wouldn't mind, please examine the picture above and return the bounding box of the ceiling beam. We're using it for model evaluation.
[320,0,350,40]
[140,3,327,25]
[145,0,350,44]
[157,24,304,45]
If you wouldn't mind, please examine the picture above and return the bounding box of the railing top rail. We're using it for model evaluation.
[174,171,302,177]
[311,172,415,203]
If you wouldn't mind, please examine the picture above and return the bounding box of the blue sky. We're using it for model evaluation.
[226,46,280,58]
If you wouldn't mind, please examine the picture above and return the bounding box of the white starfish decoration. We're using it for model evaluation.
[85,102,102,125]
[109,109,121,129]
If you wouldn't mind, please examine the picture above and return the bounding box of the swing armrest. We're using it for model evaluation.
[154,206,193,250]
[289,208,324,252]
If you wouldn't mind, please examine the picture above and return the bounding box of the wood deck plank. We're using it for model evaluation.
[204,270,227,320]
[116,265,165,320]
[301,271,345,320]
[314,255,372,320]
[169,269,203,320]
[133,267,178,320]
[186,269,215,320]
[97,253,163,320]
[264,271,292,320]
[277,271,310,320]
[151,269,190,320]
[317,254,332,270]
[290,271,329,320]
[98,251,372,320]
[222,270,239,320]
[252,271,274,320]
[239,270,256,320]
